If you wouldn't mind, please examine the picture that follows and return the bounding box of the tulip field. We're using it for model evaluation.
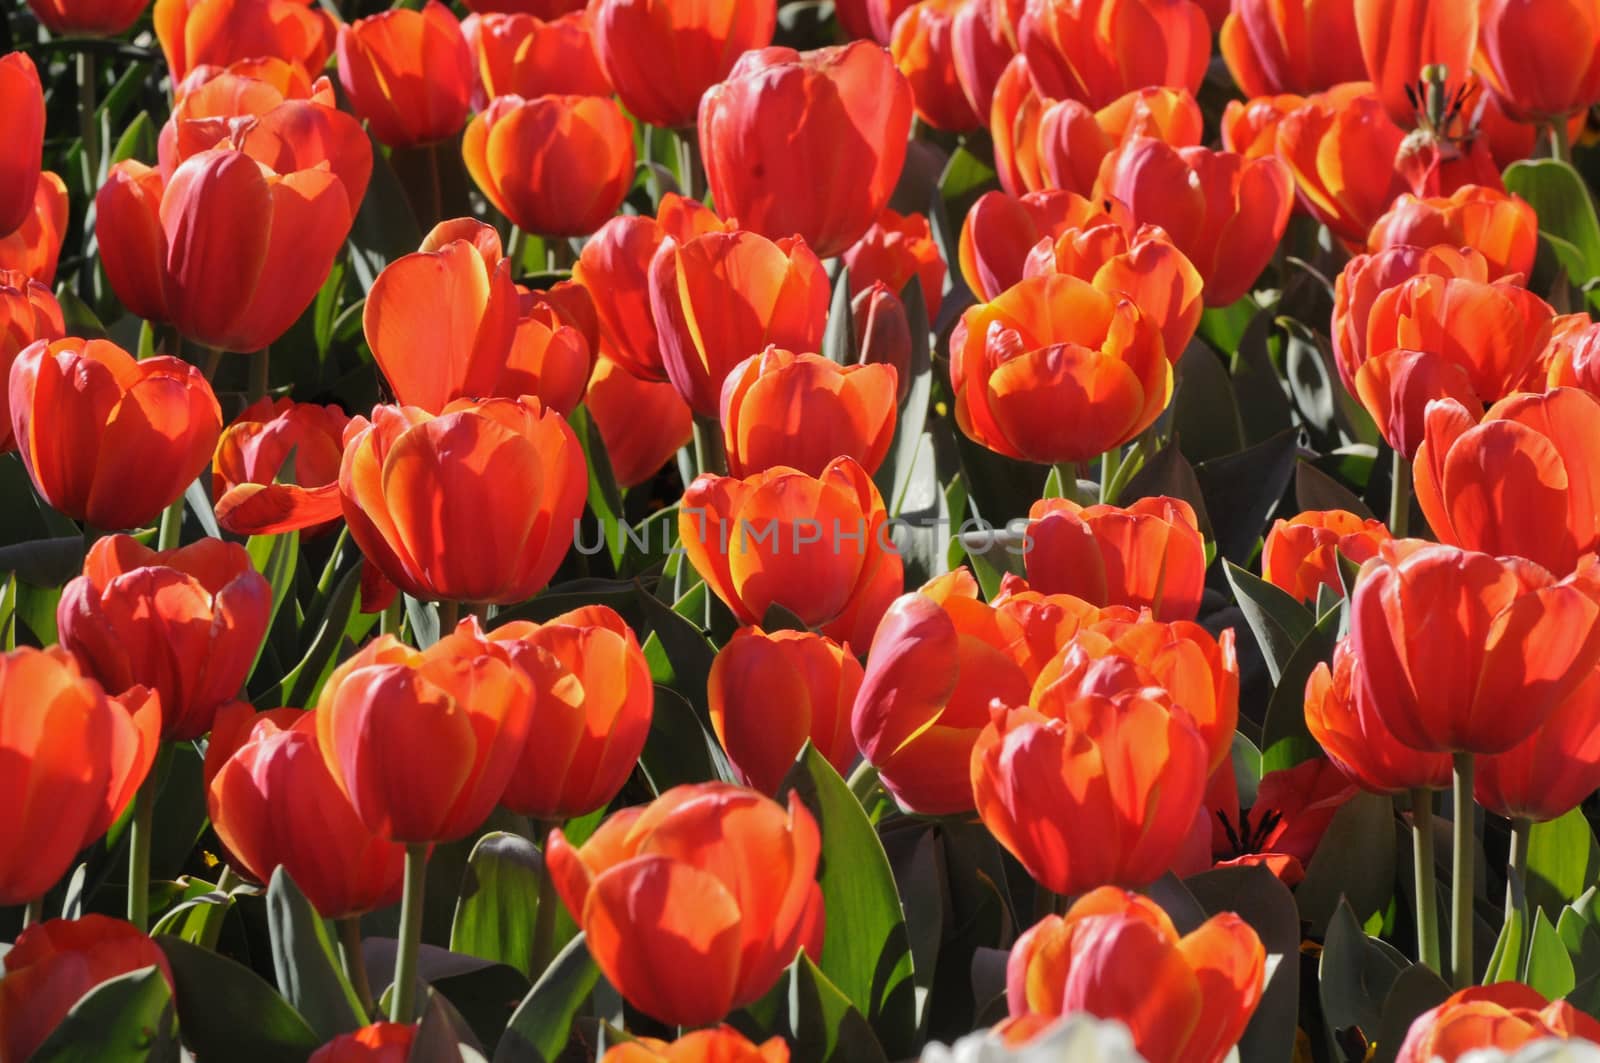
[15,0,1600,1061]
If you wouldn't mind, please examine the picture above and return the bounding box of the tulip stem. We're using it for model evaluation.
[22,897,43,929]
[674,128,703,202]
[127,764,160,932]
[390,843,429,1022]
[248,348,269,403]
[1552,119,1573,165]
[195,865,242,952]
[1099,448,1121,505]
[1450,753,1476,988]
[77,50,98,182]
[1410,788,1442,974]
[1507,815,1532,923]
[507,227,528,276]
[692,414,727,476]
[530,821,560,978]
[1388,449,1411,537]
[339,917,376,1019]
[157,494,185,550]
[200,345,224,382]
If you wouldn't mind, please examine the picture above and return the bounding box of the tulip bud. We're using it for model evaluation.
[852,282,913,403]
[1478,0,1600,123]
[1262,509,1393,603]
[721,348,898,478]
[0,53,44,236]
[464,11,611,102]
[1276,87,1409,249]
[337,0,474,149]
[1304,640,1452,795]
[842,208,946,324]
[213,397,351,537]
[1024,496,1205,620]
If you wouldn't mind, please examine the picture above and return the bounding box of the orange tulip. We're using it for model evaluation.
[317,619,535,843]
[585,353,693,488]
[546,783,825,1026]
[463,11,611,101]
[159,57,327,167]
[1035,86,1205,197]
[0,917,174,1063]
[575,193,731,383]
[1353,0,1478,128]
[1305,640,1452,794]
[602,1027,789,1063]
[838,0,918,42]
[1003,891,1263,1061]
[679,457,903,648]
[853,282,913,403]
[1017,0,1209,108]
[842,208,946,324]
[700,42,914,259]
[339,398,586,605]
[950,0,1016,121]
[1477,0,1600,123]
[1023,496,1204,620]
[1220,93,1306,158]
[950,273,1172,463]
[506,287,595,417]
[208,709,407,917]
[0,53,44,237]
[0,269,62,453]
[212,397,351,536]
[650,229,829,418]
[462,0,584,14]
[1545,313,1600,396]
[1220,0,1366,97]
[958,188,1132,301]
[852,570,1103,814]
[1476,657,1600,823]
[0,649,158,906]
[989,54,1049,194]
[337,0,474,149]
[1095,137,1294,307]
[0,171,68,284]
[590,0,776,129]
[1368,185,1539,282]
[153,0,337,82]
[1275,85,1408,248]
[720,348,898,479]
[1395,983,1600,1063]
[892,0,982,131]
[307,1024,417,1063]
[9,338,222,531]
[486,605,653,820]
[1351,540,1600,754]
[58,536,271,740]
[462,94,634,239]
[1262,509,1393,602]
[26,0,150,33]
[708,627,863,794]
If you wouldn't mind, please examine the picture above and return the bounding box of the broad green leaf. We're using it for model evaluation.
[1223,560,1314,683]
[157,935,321,1063]
[822,266,857,366]
[1195,429,1299,566]
[1368,964,1451,1063]
[450,832,543,978]
[1527,806,1600,919]
[788,953,891,1063]
[267,868,367,1039]
[1185,864,1300,1063]
[1318,899,1409,1046]
[1524,908,1577,1000]
[28,966,179,1063]
[1488,869,1529,984]
[1173,343,1246,465]
[0,535,84,586]
[247,528,300,681]
[1504,159,1600,286]
[1259,606,1341,774]
[571,406,625,569]
[1296,791,1396,933]
[1295,461,1375,520]
[491,934,599,1063]
[1558,905,1600,1018]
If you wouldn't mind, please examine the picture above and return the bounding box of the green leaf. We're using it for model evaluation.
[451,832,543,978]
[1296,461,1376,520]
[1172,344,1245,465]
[639,682,731,792]
[1319,899,1409,1048]
[1223,560,1314,683]
[1524,907,1577,1000]
[1527,807,1600,920]
[1296,791,1396,934]
[109,110,157,168]
[0,535,85,586]
[156,935,321,1063]
[787,953,890,1063]
[1368,964,1451,1063]
[247,528,300,681]
[1259,606,1342,774]
[276,559,363,707]
[635,581,717,721]
[491,933,599,1063]
[27,966,180,1063]
[1488,867,1530,984]
[937,146,998,220]
[873,275,933,520]
[1194,429,1298,566]
[571,406,625,569]
[779,744,916,1057]
[1504,159,1600,285]
[822,266,858,366]
[1559,904,1600,1018]
[1184,864,1300,1063]
[266,867,367,1040]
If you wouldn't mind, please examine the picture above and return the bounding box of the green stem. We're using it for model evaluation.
[200,345,224,383]
[195,865,242,952]
[390,843,429,1022]
[1451,753,1476,989]
[1099,448,1121,505]
[380,598,402,637]
[545,238,574,274]
[530,821,559,978]
[315,527,351,596]
[77,50,98,182]
[1506,815,1532,924]
[436,599,460,636]
[157,494,185,550]
[127,763,160,932]
[507,226,527,276]
[692,414,727,477]
[1411,788,1441,973]
[23,897,43,929]
[339,916,376,1019]
[1553,118,1574,165]
[248,347,270,403]
[1389,449,1411,537]
[674,128,703,201]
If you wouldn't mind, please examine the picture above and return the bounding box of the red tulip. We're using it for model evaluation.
[1368,185,1539,282]
[989,54,1049,194]
[601,1027,789,1063]
[892,0,983,131]
[337,0,474,148]
[212,397,351,536]
[1477,658,1600,824]
[1262,509,1392,602]
[1018,0,1209,108]
[308,1024,417,1063]
[26,0,151,34]
[1544,313,1600,396]
[842,208,946,324]
[1276,86,1409,248]
[1210,758,1357,883]
[0,53,44,237]
[958,189,1133,301]
[0,171,68,284]
[1220,93,1307,159]
[720,348,898,478]
[461,0,584,13]
[1305,639,1452,794]
[1477,0,1600,123]
[951,0,1016,120]
[0,268,63,453]
[1024,496,1204,620]
[584,352,693,488]
[1220,0,1366,97]
[852,283,913,403]
[1353,0,1478,127]
[1035,86,1205,198]
[1396,983,1600,1063]
[463,11,611,102]
[153,0,337,83]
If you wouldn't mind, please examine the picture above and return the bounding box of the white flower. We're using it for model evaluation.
[919,1015,1148,1063]
[1457,1039,1600,1063]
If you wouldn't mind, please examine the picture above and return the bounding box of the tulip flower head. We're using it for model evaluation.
[584,353,693,488]
[0,268,63,452]
[1023,496,1205,620]
[1396,983,1600,1063]
[601,1026,789,1063]
[842,207,947,324]
[1262,509,1393,603]
[1476,0,1600,123]
[0,53,45,237]
[1305,639,1453,794]
[337,0,474,149]
[154,0,337,84]
[1368,185,1539,282]
[958,189,1134,301]
[1017,0,1210,108]
[0,171,68,284]
[1220,0,1366,97]
[1352,0,1478,128]
[464,11,611,103]
[720,348,898,479]
[307,1024,417,1063]
[212,397,351,537]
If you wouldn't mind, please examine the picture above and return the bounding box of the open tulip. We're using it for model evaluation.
[0,269,63,452]
[462,94,634,239]
[1220,93,1306,158]
[709,627,863,794]
[546,783,825,1026]
[0,53,44,237]
[679,457,902,648]
[317,619,536,842]
[1262,509,1392,602]
[1220,0,1365,97]
[1351,540,1600,754]
[0,171,68,284]
[949,273,1171,463]
[0,649,159,905]
[1476,0,1600,123]
[487,605,653,821]
[958,189,1132,301]
[700,42,914,258]
[337,0,474,149]
[590,0,776,129]
[585,353,693,488]
[308,1024,417,1063]
[10,338,222,531]
[464,11,611,101]
[26,0,151,34]
[339,397,586,605]
[0,917,173,1063]
[1210,757,1356,882]
[1396,983,1600,1063]
[1276,86,1409,248]
[1094,137,1294,307]
[213,397,351,536]
[602,1027,789,1063]
[1023,496,1204,620]
[650,229,829,418]
[1035,87,1205,197]
[154,0,337,83]
[1017,0,1209,108]
[950,0,1015,120]
[1368,185,1539,282]
[1003,890,1264,1063]
[209,709,407,917]
[1353,0,1478,128]
[720,348,898,478]
[1305,640,1452,794]
[842,208,946,324]
[892,0,983,131]
[59,535,271,741]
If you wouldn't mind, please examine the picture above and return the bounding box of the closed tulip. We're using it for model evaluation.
[1276,87,1409,248]
[892,0,982,131]
[1545,314,1600,396]
[26,0,151,34]
[1095,137,1294,307]
[842,208,946,324]
[839,0,918,42]
[0,53,44,237]
[0,917,174,1063]
[700,42,914,258]
[208,710,407,917]
[1477,660,1600,823]
[10,338,222,531]
[462,0,584,13]
[650,229,829,418]
[989,54,1049,194]
[1351,541,1600,754]
[308,1024,417,1063]
[1305,640,1452,794]
[602,1027,789,1063]
[464,11,611,102]
[1220,92,1307,158]
[1369,185,1539,282]
[958,189,1131,301]
[213,397,351,536]
[1003,890,1264,1063]
[546,783,825,1026]
[0,649,159,905]
[1023,496,1204,620]
[462,94,634,239]
[679,457,903,648]
[59,535,271,741]
[852,283,913,403]
[487,605,653,821]
[852,570,1103,814]
[337,1,474,149]
[1017,0,1209,108]
[709,627,863,794]
[1220,0,1365,97]
[591,0,776,129]
[0,171,68,284]
[0,269,62,452]
[949,273,1172,463]
[505,288,595,416]
[339,398,586,604]
[1396,984,1600,1063]
[951,0,1015,120]
[720,348,898,479]
[1353,0,1478,128]
[585,353,693,488]
[153,0,337,83]
[1262,509,1393,602]
[1034,87,1205,198]
[1477,0,1600,123]
[317,620,535,842]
